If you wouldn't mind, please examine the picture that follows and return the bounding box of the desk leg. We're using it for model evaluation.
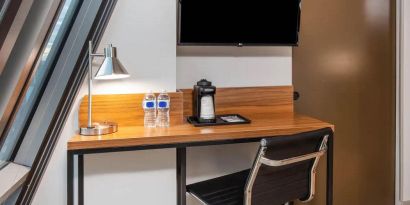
[67,152,74,205]
[67,153,84,205]
[327,135,334,205]
[177,148,186,205]
[78,154,84,205]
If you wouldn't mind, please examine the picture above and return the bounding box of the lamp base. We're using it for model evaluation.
[80,122,118,136]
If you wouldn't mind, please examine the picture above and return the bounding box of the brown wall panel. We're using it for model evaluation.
[293,0,396,204]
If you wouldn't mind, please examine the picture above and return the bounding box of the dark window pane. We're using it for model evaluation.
[0,0,12,23]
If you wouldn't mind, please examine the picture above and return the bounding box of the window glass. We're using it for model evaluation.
[0,0,12,23]
[0,0,78,167]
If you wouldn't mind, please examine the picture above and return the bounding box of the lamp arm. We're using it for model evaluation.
[87,41,94,128]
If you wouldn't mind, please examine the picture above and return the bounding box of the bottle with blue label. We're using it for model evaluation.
[156,90,170,127]
[143,91,157,128]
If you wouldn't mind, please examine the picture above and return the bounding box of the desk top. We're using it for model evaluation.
[68,112,333,151]
[69,86,333,151]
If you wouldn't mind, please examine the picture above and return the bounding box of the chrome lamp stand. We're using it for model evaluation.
[79,41,129,136]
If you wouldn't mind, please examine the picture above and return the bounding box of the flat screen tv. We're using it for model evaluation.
[178,0,301,46]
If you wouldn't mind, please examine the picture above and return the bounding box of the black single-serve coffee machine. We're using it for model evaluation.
[192,79,216,123]
[188,79,251,127]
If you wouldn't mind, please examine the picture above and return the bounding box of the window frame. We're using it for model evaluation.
[0,0,118,203]
[0,0,80,164]
[15,0,118,204]
[0,162,29,203]
[0,0,62,149]
[0,0,28,75]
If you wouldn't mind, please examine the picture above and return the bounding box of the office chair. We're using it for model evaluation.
[186,128,332,205]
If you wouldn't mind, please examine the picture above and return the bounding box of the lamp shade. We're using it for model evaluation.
[94,44,129,80]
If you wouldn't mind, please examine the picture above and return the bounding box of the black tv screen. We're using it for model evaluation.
[178,0,301,46]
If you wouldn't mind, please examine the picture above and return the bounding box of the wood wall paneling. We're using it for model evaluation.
[292,0,395,204]
[79,86,294,127]
[181,86,294,117]
[79,91,184,127]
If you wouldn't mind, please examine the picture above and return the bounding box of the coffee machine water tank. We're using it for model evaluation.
[193,79,216,123]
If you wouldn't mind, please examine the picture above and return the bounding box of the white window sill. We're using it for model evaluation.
[0,162,30,203]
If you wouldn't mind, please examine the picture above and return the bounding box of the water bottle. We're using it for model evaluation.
[156,90,170,127]
[143,91,156,128]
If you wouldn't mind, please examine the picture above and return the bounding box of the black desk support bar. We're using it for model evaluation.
[67,135,333,205]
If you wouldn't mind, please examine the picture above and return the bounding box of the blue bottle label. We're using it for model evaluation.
[158,100,169,108]
[143,100,156,109]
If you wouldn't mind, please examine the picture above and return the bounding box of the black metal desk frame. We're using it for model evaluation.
[67,135,333,205]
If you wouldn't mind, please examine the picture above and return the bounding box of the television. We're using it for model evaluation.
[178,0,302,46]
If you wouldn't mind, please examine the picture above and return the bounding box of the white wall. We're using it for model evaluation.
[32,0,292,204]
[177,46,292,88]
[92,0,176,94]
[400,0,410,202]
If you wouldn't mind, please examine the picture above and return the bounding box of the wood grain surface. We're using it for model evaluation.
[69,112,333,150]
[78,91,184,127]
[70,86,333,151]
[181,86,293,117]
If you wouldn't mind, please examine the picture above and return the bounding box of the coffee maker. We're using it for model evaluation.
[193,79,216,123]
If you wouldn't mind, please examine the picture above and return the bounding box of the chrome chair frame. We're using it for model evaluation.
[244,135,329,205]
[187,134,329,205]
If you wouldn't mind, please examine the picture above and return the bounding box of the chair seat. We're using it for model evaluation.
[186,169,250,205]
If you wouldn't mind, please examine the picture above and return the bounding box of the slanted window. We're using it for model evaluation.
[0,0,12,23]
[0,0,117,203]
[0,0,78,166]
[0,0,79,203]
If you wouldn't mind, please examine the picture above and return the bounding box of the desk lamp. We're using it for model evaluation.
[80,41,130,136]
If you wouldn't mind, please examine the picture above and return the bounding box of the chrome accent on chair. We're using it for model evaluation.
[244,147,266,205]
[300,134,329,203]
[187,129,331,205]
[259,150,326,167]
[244,135,329,205]
[188,192,209,205]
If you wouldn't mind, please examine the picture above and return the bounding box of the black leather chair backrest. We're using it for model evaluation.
[249,128,333,205]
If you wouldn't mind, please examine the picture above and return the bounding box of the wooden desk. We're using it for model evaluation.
[67,86,334,205]
[68,113,332,151]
